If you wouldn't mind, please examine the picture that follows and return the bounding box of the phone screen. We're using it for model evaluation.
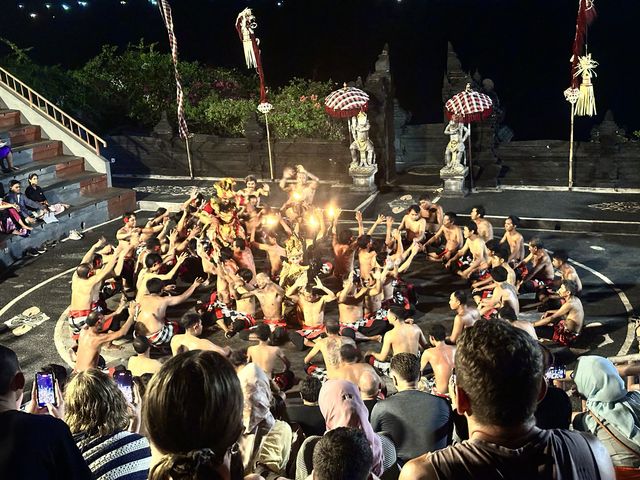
[114,371,134,403]
[545,365,567,380]
[35,373,57,407]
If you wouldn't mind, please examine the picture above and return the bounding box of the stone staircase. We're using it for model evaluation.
[0,107,136,267]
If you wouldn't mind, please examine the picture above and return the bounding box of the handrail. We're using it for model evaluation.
[0,66,107,155]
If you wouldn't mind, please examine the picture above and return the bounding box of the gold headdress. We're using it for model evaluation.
[214,178,237,201]
[284,234,304,259]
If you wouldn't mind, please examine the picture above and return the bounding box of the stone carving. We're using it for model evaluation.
[442,119,469,173]
[349,111,376,167]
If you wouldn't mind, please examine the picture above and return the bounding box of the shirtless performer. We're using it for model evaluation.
[247,272,287,331]
[498,305,538,340]
[279,164,319,208]
[365,307,427,375]
[250,226,285,279]
[217,268,258,338]
[533,279,584,346]
[445,222,489,279]
[500,215,525,265]
[331,209,358,281]
[135,276,203,347]
[333,344,382,390]
[424,212,464,262]
[127,336,163,377]
[551,250,582,293]
[232,237,256,279]
[288,275,337,350]
[170,313,229,356]
[238,175,269,205]
[304,318,356,381]
[68,243,124,338]
[135,252,188,302]
[247,324,291,381]
[399,205,427,245]
[338,273,389,339]
[418,193,444,235]
[478,266,519,319]
[419,323,455,396]
[356,232,377,282]
[516,237,554,293]
[447,291,480,344]
[74,300,135,372]
[471,243,516,300]
[470,205,493,242]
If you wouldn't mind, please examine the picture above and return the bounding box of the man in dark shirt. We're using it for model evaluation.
[285,376,326,437]
[0,345,92,479]
[400,321,615,480]
[371,353,451,465]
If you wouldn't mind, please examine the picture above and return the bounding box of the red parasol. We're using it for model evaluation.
[324,85,369,118]
[445,83,493,123]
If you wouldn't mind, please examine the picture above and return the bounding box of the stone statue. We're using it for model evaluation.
[443,118,469,173]
[349,111,376,167]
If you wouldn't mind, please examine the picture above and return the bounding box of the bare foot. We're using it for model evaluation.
[105,342,124,351]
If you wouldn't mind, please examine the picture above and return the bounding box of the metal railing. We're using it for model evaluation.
[0,66,106,155]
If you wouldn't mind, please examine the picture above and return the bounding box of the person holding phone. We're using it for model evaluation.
[64,369,151,479]
[0,345,92,479]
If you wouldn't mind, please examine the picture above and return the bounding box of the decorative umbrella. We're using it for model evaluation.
[324,84,369,118]
[444,83,493,190]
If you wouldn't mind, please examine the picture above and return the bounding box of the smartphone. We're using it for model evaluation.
[35,372,57,408]
[545,365,567,380]
[114,370,134,403]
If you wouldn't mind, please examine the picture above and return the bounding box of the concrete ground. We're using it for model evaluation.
[1,186,639,392]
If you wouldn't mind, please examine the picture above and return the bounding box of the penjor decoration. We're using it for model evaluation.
[236,8,274,179]
[565,0,597,188]
[157,0,194,178]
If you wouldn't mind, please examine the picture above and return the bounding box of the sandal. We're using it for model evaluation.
[9,166,19,171]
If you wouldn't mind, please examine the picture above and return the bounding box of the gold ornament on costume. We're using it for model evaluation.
[214,178,237,201]
[284,234,304,259]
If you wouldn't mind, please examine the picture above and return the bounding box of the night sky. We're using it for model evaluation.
[2,0,639,140]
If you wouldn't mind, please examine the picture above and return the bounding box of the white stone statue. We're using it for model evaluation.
[349,112,376,167]
[443,118,470,173]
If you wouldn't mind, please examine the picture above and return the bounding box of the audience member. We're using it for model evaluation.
[0,345,92,479]
[310,427,376,480]
[285,376,326,437]
[400,320,615,480]
[64,369,151,479]
[573,355,640,468]
[371,353,451,465]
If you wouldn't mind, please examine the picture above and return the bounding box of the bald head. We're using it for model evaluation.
[0,345,23,401]
[358,371,380,400]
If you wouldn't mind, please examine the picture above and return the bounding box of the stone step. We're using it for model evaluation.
[36,171,109,205]
[0,123,41,146]
[0,109,21,129]
[0,187,136,266]
[11,140,63,164]
[0,156,85,188]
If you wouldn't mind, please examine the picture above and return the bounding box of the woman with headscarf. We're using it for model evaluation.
[318,380,385,477]
[573,355,640,468]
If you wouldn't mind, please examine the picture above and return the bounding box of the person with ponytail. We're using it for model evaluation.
[144,350,263,480]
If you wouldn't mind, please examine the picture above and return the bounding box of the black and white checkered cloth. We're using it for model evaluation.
[158,0,190,140]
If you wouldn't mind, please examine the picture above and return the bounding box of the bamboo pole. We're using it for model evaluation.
[185,135,194,179]
[568,103,575,189]
[264,112,274,181]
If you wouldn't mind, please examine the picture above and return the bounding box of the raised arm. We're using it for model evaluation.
[313,277,336,303]
[355,210,364,236]
[166,277,204,306]
[80,237,107,264]
[367,214,384,236]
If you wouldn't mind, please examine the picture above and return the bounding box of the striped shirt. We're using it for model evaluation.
[74,430,151,480]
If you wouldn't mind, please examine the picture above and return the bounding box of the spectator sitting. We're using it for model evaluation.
[534,344,571,430]
[0,198,32,235]
[310,427,377,480]
[371,352,451,466]
[144,350,262,480]
[285,376,326,437]
[0,141,19,172]
[359,371,381,417]
[573,355,640,468]
[4,179,46,224]
[25,173,69,215]
[64,369,151,479]
[318,380,384,477]
[400,320,615,480]
[0,345,92,479]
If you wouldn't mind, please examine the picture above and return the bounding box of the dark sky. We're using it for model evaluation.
[2,0,638,140]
